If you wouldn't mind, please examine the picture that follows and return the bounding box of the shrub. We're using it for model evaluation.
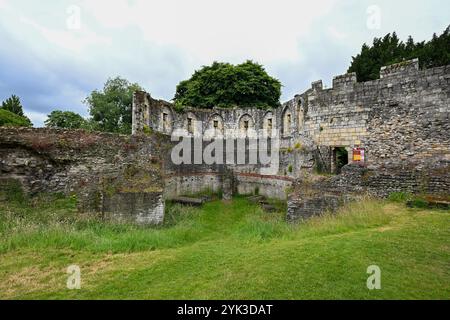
[407,197,430,209]
[45,110,86,129]
[388,192,412,203]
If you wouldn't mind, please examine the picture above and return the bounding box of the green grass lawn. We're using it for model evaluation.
[0,185,449,300]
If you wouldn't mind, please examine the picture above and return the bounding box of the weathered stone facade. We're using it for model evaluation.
[286,59,450,220]
[0,128,166,224]
[1,59,448,224]
[133,58,450,221]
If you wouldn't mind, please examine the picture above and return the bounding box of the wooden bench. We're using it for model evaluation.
[170,196,205,206]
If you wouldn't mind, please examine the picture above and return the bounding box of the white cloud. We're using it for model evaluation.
[0,0,449,122]
[25,109,48,127]
[19,15,111,55]
[328,26,348,40]
[81,0,338,63]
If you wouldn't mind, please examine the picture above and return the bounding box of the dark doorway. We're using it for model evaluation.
[333,147,349,174]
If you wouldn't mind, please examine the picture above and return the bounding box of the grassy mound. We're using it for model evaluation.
[0,109,32,127]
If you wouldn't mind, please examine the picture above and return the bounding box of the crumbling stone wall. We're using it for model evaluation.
[285,59,449,221]
[0,128,166,224]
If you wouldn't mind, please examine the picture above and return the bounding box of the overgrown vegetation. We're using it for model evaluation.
[174,61,282,110]
[389,192,450,209]
[348,26,450,82]
[0,183,448,299]
[288,164,293,173]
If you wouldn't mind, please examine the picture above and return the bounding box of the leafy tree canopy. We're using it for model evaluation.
[45,110,86,129]
[84,77,142,134]
[174,61,282,110]
[348,26,450,82]
[0,95,33,127]
[0,109,32,128]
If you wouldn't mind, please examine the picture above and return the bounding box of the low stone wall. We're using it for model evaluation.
[287,193,343,222]
[235,173,293,200]
[287,161,450,222]
[164,173,223,198]
[160,137,295,200]
[163,172,293,200]
[102,192,165,224]
[320,163,450,197]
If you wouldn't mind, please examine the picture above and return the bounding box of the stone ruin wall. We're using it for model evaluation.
[161,139,294,200]
[299,59,449,192]
[1,59,448,224]
[133,58,450,220]
[0,128,167,224]
[287,59,450,220]
[133,93,298,200]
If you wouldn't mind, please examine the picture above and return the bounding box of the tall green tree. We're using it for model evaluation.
[84,77,143,134]
[348,26,450,82]
[45,110,86,129]
[174,61,282,109]
[2,95,25,117]
[1,95,32,126]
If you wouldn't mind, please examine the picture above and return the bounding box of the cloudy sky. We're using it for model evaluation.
[0,0,449,127]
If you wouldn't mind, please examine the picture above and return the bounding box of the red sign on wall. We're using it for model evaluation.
[353,148,365,164]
